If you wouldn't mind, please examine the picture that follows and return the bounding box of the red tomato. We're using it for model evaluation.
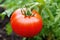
[10,8,43,37]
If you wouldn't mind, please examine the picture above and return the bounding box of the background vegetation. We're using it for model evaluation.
[0,0,60,40]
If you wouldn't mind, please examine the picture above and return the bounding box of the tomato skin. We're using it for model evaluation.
[10,8,43,37]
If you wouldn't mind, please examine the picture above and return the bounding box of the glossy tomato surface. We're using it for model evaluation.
[10,8,43,37]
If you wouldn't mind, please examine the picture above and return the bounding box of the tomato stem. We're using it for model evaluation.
[24,8,32,16]
[29,2,39,9]
[25,2,39,16]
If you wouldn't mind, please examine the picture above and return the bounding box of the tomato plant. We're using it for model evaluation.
[10,8,43,37]
[0,0,60,40]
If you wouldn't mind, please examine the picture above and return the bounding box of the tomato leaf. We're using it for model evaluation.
[6,23,12,35]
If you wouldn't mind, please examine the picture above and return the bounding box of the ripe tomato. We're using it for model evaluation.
[10,8,43,37]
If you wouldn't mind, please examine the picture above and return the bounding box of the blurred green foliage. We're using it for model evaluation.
[6,23,12,35]
[0,0,60,40]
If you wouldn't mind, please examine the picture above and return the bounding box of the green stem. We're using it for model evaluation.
[26,9,32,16]
[47,32,52,40]
[22,37,30,40]
[38,5,44,14]
[47,26,53,40]
[25,2,39,16]
[25,2,38,7]
[23,37,26,40]
[45,7,54,21]
[29,2,39,9]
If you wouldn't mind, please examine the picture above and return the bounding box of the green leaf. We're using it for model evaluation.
[0,14,5,20]
[2,7,16,17]
[6,23,12,35]
[36,0,45,5]
[54,9,60,23]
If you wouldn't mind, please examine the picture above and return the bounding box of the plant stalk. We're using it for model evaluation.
[45,7,54,21]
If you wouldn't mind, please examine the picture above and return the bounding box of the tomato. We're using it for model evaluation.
[10,8,43,37]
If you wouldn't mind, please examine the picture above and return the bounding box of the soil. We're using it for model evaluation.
[0,7,23,40]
